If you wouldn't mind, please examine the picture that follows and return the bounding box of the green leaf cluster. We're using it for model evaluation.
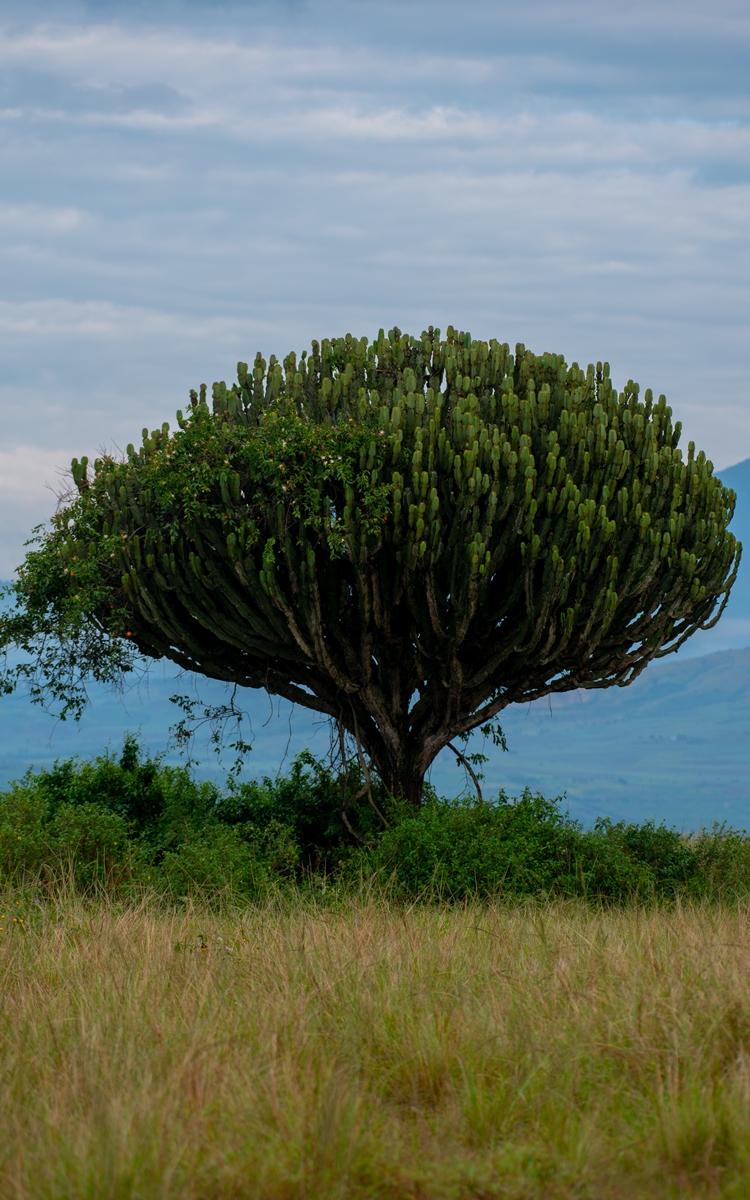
[350,799,742,904]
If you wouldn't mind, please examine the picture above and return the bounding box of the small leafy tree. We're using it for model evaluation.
[0,327,741,804]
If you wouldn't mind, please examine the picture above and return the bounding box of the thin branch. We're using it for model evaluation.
[336,719,370,846]
[351,705,388,829]
[447,741,483,802]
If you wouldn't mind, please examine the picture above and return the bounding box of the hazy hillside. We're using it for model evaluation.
[716,455,750,612]
[495,646,750,829]
[673,456,749,656]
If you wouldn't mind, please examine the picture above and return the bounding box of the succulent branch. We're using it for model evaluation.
[0,326,741,804]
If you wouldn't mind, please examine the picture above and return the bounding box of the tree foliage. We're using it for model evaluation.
[0,326,741,802]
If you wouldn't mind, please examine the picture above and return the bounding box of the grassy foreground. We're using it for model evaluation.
[3,895,750,1198]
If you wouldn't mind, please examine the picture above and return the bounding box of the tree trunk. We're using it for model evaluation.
[381,765,425,807]
[371,735,442,807]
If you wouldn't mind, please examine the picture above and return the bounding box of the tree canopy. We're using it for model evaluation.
[0,327,741,803]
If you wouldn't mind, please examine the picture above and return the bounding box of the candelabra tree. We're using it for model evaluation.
[0,327,741,805]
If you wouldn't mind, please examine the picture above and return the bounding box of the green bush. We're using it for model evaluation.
[20,734,221,854]
[691,824,750,900]
[569,826,653,901]
[45,802,132,889]
[0,786,133,890]
[351,793,738,904]
[216,749,387,869]
[243,819,301,879]
[0,786,49,879]
[158,824,274,903]
[2,737,750,905]
[580,818,701,900]
[0,737,217,892]
[353,790,578,900]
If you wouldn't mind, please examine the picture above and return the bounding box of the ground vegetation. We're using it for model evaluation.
[3,894,750,1198]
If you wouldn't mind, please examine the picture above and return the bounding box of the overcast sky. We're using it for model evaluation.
[1,0,749,578]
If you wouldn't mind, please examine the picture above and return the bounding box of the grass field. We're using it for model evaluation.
[3,894,750,1198]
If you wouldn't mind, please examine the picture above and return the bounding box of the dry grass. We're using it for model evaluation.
[2,894,750,1198]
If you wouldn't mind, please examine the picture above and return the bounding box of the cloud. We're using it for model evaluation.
[0,202,87,233]
[0,298,254,341]
[0,67,187,118]
[0,445,74,503]
[0,0,747,577]
[0,446,77,577]
[0,23,747,190]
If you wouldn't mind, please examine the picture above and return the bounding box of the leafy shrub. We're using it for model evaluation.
[158,824,284,903]
[45,802,132,889]
[580,818,701,899]
[216,750,387,869]
[354,790,580,900]
[243,819,301,878]
[0,786,133,890]
[0,787,49,879]
[352,793,727,904]
[569,827,653,901]
[14,735,223,859]
[2,738,750,905]
[691,824,750,900]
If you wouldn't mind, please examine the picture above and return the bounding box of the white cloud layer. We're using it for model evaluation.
[0,445,78,577]
[0,445,74,502]
[0,0,748,578]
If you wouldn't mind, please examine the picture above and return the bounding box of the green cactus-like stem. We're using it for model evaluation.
[2,327,741,805]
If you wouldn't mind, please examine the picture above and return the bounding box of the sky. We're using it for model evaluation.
[1,0,750,580]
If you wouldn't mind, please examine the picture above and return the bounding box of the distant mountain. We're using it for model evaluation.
[494,646,750,830]
[675,457,749,657]
[720,456,750,616]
